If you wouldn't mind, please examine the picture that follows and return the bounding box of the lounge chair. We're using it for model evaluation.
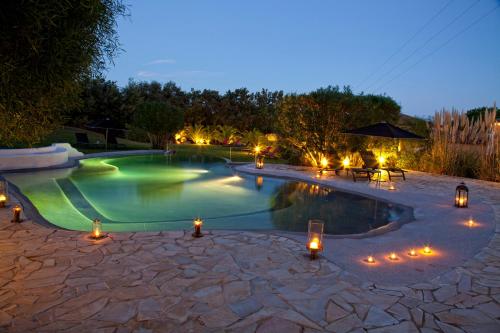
[351,151,406,182]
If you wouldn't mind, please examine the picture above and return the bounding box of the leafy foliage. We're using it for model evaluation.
[0,0,127,147]
[133,102,184,149]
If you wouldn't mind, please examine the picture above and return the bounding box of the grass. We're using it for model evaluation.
[42,126,288,164]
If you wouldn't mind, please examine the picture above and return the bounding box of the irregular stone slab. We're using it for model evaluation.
[256,317,302,333]
[367,320,419,333]
[94,301,137,324]
[326,301,350,323]
[198,307,239,328]
[364,306,399,328]
[229,297,263,318]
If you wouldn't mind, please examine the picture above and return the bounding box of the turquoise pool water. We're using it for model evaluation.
[6,155,411,234]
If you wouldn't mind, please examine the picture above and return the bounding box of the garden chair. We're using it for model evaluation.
[350,151,380,182]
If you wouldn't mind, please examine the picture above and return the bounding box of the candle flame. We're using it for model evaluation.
[342,157,350,168]
[309,239,319,250]
[409,249,417,256]
[389,252,398,260]
[423,246,432,254]
[0,194,6,201]
[367,256,374,263]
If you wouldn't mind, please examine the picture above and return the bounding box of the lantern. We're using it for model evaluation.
[0,180,7,208]
[306,220,324,260]
[11,205,22,223]
[90,218,106,240]
[408,248,417,257]
[255,156,264,169]
[192,217,204,238]
[423,246,432,254]
[455,182,468,208]
[0,194,6,208]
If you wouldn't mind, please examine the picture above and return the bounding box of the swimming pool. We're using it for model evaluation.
[6,155,412,234]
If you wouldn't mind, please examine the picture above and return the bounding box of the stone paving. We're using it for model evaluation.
[0,166,500,332]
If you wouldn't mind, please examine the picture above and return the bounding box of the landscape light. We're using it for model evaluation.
[192,217,204,238]
[455,182,468,208]
[342,157,350,168]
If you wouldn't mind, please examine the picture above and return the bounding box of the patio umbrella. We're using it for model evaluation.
[344,121,424,139]
[86,118,125,150]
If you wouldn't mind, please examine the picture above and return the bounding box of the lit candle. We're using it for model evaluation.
[320,157,328,169]
[467,217,474,228]
[408,248,417,257]
[0,194,6,208]
[389,252,398,261]
[388,182,396,191]
[91,218,105,239]
[365,256,375,264]
[423,246,432,254]
[459,198,464,206]
[193,217,204,238]
[309,238,320,260]
[11,205,22,223]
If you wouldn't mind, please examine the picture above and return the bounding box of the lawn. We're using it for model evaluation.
[42,126,287,164]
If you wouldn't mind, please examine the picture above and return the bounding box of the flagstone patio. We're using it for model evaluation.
[0,166,499,332]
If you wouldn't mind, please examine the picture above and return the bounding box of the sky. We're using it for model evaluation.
[106,0,500,118]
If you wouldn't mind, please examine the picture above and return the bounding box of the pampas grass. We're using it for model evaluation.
[429,105,499,181]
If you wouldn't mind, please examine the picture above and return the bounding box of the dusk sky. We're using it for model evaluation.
[107,0,500,118]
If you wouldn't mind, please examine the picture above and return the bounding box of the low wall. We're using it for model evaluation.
[0,143,83,171]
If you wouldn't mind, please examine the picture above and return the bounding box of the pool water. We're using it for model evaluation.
[6,155,411,234]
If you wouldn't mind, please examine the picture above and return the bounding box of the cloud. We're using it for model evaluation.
[145,58,176,65]
[136,70,223,80]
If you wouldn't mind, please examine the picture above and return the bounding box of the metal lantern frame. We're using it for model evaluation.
[455,182,469,208]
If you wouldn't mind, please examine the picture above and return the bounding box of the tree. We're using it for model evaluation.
[0,0,126,147]
[133,102,184,149]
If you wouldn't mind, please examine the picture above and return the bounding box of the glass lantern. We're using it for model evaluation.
[0,179,8,208]
[91,218,105,239]
[255,155,264,169]
[455,182,468,208]
[192,217,204,238]
[306,219,324,259]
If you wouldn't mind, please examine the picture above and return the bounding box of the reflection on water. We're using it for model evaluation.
[271,182,402,234]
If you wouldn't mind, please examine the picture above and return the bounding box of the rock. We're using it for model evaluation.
[256,317,302,333]
[367,320,419,333]
[326,301,349,323]
[364,306,398,327]
[199,307,239,328]
[94,301,136,324]
[229,297,262,318]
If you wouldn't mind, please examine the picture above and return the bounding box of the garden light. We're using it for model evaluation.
[342,157,350,168]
